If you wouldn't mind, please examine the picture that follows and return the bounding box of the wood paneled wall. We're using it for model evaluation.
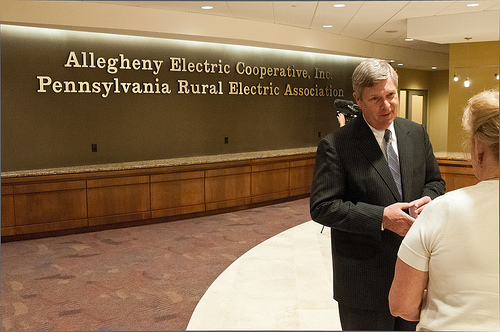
[1,154,316,238]
[0,155,477,239]
[437,158,479,192]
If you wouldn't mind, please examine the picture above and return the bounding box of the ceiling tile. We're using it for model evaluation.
[272,1,318,28]
[390,1,455,19]
[341,1,408,40]
[310,1,364,34]
[367,18,407,44]
[89,0,499,63]
[438,0,500,15]
[227,2,275,23]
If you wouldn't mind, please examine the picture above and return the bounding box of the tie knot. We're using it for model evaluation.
[384,129,392,142]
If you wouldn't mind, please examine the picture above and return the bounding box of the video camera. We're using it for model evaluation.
[334,99,361,122]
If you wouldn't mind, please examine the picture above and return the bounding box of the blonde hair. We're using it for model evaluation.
[462,89,499,161]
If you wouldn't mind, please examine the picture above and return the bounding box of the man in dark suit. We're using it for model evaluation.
[310,58,445,331]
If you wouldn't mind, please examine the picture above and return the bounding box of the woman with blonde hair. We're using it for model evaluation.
[389,89,499,331]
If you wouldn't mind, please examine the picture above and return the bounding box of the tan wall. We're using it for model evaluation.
[448,41,499,152]
[397,41,499,154]
[428,70,450,153]
[398,68,432,90]
[396,68,449,153]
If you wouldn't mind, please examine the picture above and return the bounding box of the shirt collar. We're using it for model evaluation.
[364,117,396,147]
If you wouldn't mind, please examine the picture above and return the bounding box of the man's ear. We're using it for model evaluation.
[353,92,360,103]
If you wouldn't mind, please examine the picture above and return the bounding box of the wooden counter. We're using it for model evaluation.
[1,148,317,238]
[1,149,479,239]
[435,155,479,193]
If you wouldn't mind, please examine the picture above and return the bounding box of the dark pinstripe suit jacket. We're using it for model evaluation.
[310,115,445,311]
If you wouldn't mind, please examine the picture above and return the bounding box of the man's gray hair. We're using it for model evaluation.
[352,58,398,98]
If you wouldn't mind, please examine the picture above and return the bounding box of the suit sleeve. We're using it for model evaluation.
[421,127,446,199]
[309,135,385,240]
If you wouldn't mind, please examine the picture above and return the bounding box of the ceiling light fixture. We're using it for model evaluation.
[453,67,459,82]
[201,5,213,10]
[323,25,333,28]
[405,38,414,42]
[333,4,346,8]
[464,37,472,87]
[466,3,480,7]
[398,63,403,66]
[464,77,470,87]
[432,66,437,70]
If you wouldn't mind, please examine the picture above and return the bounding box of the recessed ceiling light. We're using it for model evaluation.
[333,4,346,8]
[432,66,437,70]
[405,38,414,42]
[323,25,333,28]
[201,5,213,10]
[398,63,403,66]
[466,3,480,7]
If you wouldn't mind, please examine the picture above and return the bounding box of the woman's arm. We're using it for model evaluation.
[389,257,429,321]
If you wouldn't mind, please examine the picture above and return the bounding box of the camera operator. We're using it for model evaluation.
[335,99,361,127]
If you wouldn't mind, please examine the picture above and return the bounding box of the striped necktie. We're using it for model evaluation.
[384,129,402,198]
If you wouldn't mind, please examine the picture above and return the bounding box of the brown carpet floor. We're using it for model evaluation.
[0,197,311,331]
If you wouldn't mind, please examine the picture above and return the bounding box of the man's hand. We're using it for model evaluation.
[408,196,432,218]
[383,202,416,236]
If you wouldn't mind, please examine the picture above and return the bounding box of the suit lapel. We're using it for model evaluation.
[353,117,402,201]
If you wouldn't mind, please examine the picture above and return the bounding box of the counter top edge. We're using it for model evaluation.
[2,147,318,179]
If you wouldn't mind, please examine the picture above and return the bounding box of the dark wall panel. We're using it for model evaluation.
[1,25,362,171]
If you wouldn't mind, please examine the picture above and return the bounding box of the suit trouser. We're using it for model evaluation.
[338,304,418,331]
